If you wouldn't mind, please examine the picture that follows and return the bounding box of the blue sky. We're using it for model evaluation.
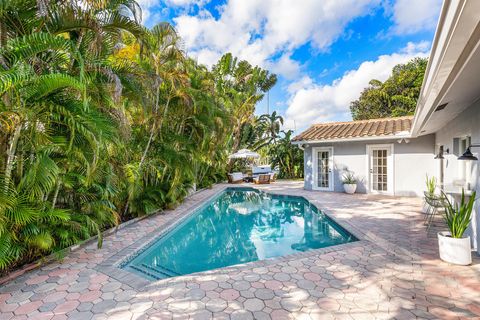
[137,0,442,131]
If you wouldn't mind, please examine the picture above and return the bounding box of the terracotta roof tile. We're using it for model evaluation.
[292,116,413,142]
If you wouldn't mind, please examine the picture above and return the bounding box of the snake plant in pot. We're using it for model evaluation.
[438,189,476,265]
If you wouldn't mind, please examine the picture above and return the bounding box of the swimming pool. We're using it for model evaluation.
[122,188,356,280]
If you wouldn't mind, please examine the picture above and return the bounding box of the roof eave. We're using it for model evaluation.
[411,0,480,136]
[291,133,412,145]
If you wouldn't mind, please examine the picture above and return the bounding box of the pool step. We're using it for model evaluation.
[130,263,180,280]
[129,265,163,280]
[141,263,181,278]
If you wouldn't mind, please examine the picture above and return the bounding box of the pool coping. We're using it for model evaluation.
[95,185,368,290]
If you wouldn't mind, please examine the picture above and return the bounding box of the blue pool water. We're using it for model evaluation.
[123,188,356,280]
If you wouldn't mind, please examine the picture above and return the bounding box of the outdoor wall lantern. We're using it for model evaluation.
[434,145,449,159]
[458,144,480,160]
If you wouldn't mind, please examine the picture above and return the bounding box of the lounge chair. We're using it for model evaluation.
[227,172,244,184]
[253,174,271,184]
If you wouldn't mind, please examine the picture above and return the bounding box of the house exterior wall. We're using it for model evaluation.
[303,134,435,196]
[434,101,480,252]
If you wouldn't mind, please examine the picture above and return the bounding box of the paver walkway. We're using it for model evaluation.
[1,181,479,320]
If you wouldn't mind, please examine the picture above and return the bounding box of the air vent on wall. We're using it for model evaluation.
[435,103,448,112]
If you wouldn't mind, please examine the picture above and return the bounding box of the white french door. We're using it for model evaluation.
[312,147,334,191]
[367,145,393,194]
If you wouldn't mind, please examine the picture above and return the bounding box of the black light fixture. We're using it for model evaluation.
[434,145,449,159]
[458,145,479,161]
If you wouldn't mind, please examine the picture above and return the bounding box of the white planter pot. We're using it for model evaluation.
[343,184,357,194]
[437,231,472,265]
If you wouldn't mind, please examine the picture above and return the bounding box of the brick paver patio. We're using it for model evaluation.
[1,181,479,319]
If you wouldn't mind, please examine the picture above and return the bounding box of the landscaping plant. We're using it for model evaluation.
[442,190,476,238]
[425,175,437,195]
[0,0,277,273]
[342,172,357,185]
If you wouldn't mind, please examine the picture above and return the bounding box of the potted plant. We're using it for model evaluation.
[438,189,476,265]
[342,171,357,194]
[425,174,437,195]
[423,175,437,213]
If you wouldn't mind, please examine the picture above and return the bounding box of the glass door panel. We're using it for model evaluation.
[371,148,389,192]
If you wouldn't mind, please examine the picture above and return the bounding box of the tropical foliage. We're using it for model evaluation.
[350,57,428,120]
[0,0,281,272]
[442,190,476,238]
[232,112,304,179]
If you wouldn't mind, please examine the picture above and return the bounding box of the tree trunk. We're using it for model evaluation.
[227,123,242,171]
[51,180,62,210]
[4,124,21,192]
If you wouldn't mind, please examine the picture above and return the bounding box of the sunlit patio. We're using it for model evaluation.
[1,181,479,320]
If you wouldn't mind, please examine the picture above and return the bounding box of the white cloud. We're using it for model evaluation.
[166,0,207,6]
[136,0,159,22]
[173,0,381,77]
[269,54,302,80]
[137,0,209,25]
[391,0,442,34]
[287,76,314,94]
[285,42,430,130]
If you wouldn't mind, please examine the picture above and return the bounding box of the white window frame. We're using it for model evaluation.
[312,146,334,191]
[366,144,395,195]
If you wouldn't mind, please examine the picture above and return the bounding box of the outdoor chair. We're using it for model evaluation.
[253,174,271,184]
[423,192,447,230]
[227,172,244,184]
[270,172,276,182]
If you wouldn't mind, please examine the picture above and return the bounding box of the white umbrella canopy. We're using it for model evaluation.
[228,148,260,159]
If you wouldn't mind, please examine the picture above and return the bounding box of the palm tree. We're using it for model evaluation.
[268,130,304,179]
[0,0,144,270]
[212,53,277,169]
[254,111,284,150]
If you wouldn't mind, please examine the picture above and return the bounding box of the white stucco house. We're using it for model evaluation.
[292,0,480,253]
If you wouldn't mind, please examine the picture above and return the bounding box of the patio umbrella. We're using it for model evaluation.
[228,148,260,159]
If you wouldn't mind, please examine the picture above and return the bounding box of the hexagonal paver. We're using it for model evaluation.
[25,275,49,286]
[219,289,240,301]
[200,281,218,291]
[68,311,93,320]
[1,182,479,320]
[230,310,253,320]
[243,298,264,312]
[91,299,117,314]
[78,291,101,303]
[14,301,43,315]
[280,298,302,312]
[272,273,290,282]
[54,300,80,314]
[232,281,250,291]
[254,288,275,300]
[206,298,227,312]
[264,280,283,290]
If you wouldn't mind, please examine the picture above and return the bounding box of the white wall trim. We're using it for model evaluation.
[366,144,395,195]
[312,146,334,192]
